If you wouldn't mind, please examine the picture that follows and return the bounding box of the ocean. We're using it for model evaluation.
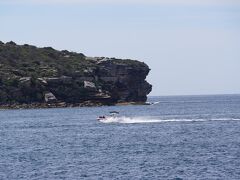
[0,95,240,179]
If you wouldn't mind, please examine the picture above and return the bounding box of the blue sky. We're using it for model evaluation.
[1,0,240,95]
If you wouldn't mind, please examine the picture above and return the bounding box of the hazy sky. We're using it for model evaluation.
[1,0,240,95]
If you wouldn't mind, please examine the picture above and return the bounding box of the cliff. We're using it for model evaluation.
[0,41,152,108]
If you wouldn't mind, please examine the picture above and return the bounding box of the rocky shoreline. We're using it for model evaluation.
[0,101,149,110]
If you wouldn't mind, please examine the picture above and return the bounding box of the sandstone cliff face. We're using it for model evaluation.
[97,59,152,102]
[0,41,152,107]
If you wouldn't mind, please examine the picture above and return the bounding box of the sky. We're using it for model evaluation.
[1,0,240,96]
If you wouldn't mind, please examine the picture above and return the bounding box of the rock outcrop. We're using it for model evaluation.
[0,41,152,108]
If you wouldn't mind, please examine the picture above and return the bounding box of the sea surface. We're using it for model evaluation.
[0,95,240,180]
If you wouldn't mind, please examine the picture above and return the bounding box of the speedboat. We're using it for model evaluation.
[97,116,106,121]
[97,111,119,121]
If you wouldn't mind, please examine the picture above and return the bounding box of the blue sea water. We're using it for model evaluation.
[0,95,240,179]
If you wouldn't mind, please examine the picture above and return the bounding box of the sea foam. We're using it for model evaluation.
[99,116,240,124]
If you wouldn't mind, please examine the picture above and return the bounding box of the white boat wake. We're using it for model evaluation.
[146,101,160,105]
[99,116,240,124]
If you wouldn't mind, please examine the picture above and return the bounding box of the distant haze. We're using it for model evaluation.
[1,0,239,95]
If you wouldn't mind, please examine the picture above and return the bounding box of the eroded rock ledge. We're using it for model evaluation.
[0,41,152,109]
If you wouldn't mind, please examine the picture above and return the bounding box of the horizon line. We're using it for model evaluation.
[148,93,240,97]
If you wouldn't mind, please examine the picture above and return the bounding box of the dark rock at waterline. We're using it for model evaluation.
[0,41,152,108]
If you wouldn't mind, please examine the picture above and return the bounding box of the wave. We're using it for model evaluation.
[146,101,160,105]
[99,116,240,124]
